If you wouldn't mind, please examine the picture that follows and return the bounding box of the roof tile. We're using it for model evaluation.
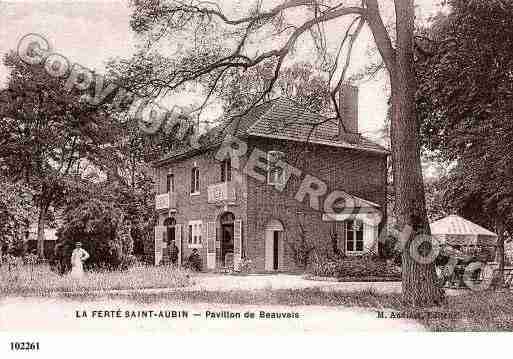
[155,97,387,164]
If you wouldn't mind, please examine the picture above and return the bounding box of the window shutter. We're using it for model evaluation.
[154,226,165,265]
[266,151,273,184]
[207,222,216,269]
[207,222,216,254]
[196,168,200,192]
[191,169,194,193]
[336,222,345,253]
[154,168,161,194]
[345,221,354,252]
[166,174,174,193]
[155,225,165,241]
[363,223,378,254]
[158,169,164,194]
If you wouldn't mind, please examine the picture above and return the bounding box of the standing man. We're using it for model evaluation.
[168,239,179,265]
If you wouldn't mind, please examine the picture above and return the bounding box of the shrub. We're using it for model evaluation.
[55,199,133,271]
[239,257,253,273]
[2,253,22,271]
[381,234,402,265]
[23,253,39,266]
[182,257,202,272]
[309,255,400,278]
[284,222,315,269]
[120,254,139,270]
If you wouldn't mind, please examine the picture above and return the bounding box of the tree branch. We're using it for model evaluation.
[364,0,397,80]
[329,16,365,129]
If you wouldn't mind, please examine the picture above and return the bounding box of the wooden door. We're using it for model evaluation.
[233,220,242,271]
[265,230,273,271]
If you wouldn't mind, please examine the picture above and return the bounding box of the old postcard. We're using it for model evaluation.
[1,0,513,355]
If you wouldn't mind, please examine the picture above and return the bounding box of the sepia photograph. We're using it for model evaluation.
[1,0,513,352]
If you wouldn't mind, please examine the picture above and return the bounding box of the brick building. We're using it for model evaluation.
[151,86,388,272]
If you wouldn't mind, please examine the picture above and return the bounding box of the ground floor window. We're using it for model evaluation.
[188,220,203,248]
[346,220,364,253]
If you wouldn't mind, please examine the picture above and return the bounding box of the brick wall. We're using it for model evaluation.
[244,137,387,272]
[154,136,387,272]
[155,149,248,270]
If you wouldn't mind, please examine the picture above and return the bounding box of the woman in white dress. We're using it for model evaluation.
[70,242,90,279]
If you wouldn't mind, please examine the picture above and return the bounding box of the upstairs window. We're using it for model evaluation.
[166,173,174,193]
[220,158,232,182]
[267,151,285,186]
[346,220,364,253]
[191,167,200,194]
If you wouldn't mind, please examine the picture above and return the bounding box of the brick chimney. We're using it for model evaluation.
[338,84,359,135]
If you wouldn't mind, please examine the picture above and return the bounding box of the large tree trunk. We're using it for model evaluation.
[494,218,505,288]
[37,203,48,259]
[391,0,444,306]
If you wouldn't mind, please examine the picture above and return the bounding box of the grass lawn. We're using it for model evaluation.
[3,263,513,331]
[0,264,192,296]
[61,287,513,332]
[426,290,513,331]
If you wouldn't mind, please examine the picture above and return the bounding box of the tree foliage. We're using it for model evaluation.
[417,0,513,284]
[211,61,332,116]
[417,0,513,230]
[0,52,125,258]
[0,51,166,261]
[0,179,37,255]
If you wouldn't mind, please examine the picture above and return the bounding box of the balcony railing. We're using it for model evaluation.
[155,192,178,211]
[208,182,236,204]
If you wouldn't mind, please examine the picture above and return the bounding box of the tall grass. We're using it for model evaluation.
[65,287,403,309]
[0,263,192,296]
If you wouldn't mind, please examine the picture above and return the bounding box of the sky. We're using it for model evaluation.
[0,0,446,141]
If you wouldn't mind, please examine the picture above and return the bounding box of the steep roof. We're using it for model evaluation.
[153,97,388,166]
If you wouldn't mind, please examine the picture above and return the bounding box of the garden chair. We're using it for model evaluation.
[222,252,234,273]
[503,267,513,288]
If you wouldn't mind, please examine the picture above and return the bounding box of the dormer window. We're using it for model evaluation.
[191,167,200,195]
[220,158,232,183]
[267,151,285,186]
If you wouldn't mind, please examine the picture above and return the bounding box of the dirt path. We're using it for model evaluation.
[0,297,424,333]
[192,274,402,292]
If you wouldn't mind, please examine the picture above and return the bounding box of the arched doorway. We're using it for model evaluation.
[163,217,176,245]
[220,212,235,266]
[265,219,284,271]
